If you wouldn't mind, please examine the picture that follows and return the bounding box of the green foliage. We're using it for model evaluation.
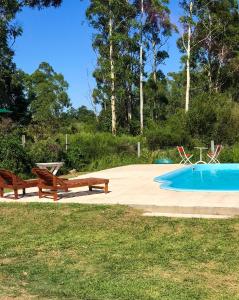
[97,108,112,132]
[86,0,173,134]
[65,132,141,171]
[0,1,63,122]
[0,135,32,176]
[26,139,65,164]
[74,105,97,124]
[26,62,70,124]
[219,144,239,163]
[146,111,190,150]
[186,93,239,144]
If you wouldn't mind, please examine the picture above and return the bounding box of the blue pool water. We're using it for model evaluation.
[154,164,239,192]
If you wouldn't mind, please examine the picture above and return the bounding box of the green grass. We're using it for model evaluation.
[0,203,239,299]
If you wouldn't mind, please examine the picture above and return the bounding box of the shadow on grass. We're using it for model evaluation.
[2,189,111,201]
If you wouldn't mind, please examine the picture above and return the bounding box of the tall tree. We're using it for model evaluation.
[143,0,173,122]
[0,0,63,120]
[87,0,136,135]
[178,0,195,112]
[134,0,172,131]
[139,0,144,134]
[192,0,239,95]
[178,0,239,111]
[109,0,116,135]
[26,62,70,124]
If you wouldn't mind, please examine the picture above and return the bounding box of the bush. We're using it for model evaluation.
[186,93,239,145]
[26,139,66,164]
[146,111,190,150]
[64,132,141,171]
[0,135,33,177]
[219,144,239,163]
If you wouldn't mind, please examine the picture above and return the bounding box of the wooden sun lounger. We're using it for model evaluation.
[0,169,38,199]
[32,168,109,201]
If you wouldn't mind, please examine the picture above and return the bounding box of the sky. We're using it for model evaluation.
[14,0,182,109]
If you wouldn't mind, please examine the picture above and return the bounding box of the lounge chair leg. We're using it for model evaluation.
[14,189,19,199]
[104,183,108,194]
[23,188,26,196]
[89,185,92,191]
[39,188,43,198]
[53,192,58,202]
[0,188,3,198]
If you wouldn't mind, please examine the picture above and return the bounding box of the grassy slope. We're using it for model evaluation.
[0,203,239,300]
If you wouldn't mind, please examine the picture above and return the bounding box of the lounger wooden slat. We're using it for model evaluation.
[32,168,109,201]
[0,169,38,199]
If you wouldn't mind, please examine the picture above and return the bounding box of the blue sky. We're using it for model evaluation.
[14,0,182,109]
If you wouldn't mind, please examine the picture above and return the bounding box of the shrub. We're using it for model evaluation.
[0,135,32,177]
[64,132,141,171]
[186,93,239,145]
[26,139,66,164]
[146,111,190,150]
[219,144,239,163]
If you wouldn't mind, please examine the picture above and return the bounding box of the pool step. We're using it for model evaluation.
[142,212,232,219]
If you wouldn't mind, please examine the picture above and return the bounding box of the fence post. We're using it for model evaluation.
[211,140,214,153]
[22,135,26,147]
[65,134,68,152]
[137,142,141,158]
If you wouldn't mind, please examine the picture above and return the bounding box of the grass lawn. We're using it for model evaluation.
[0,203,239,300]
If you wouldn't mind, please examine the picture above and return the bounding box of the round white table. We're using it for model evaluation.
[194,147,208,164]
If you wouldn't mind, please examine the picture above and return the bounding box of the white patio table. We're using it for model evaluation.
[194,147,208,164]
[36,162,64,175]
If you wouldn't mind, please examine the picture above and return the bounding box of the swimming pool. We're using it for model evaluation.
[154,164,239,192]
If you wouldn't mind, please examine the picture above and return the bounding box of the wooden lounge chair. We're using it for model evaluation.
[0,169,38,199]
[32,168,109,201]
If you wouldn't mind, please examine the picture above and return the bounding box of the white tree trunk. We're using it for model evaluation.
[140,0,144,134]
[109,14,116,135]
[127,85,132,122]
[185,1,193,112]
[153,38,157,84]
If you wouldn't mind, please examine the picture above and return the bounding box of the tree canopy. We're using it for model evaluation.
[0,0,239,147]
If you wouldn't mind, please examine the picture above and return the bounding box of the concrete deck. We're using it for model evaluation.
[1,164,239,217]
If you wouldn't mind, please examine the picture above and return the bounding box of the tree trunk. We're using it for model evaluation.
[152,36,157,120]
[207,11,213,93]
[140,0,144,134]
[185,1,193,112]
[127,85,132,122]
[153,37,157,84]
[109,14,116,135]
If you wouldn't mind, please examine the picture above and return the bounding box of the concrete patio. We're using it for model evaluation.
[1,164,239,218]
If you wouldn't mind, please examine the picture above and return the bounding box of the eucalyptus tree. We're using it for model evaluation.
[144,0,172,83]
[143,0,173,122]
[134,0,172,132]
[86,0,136,135]
[192,0,239,96]
[178,0,195,112]
[178,0,239,111]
